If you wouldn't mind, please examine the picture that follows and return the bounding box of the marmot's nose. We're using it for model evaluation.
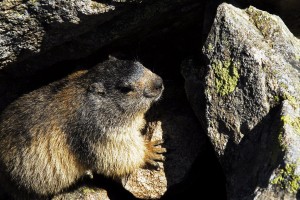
[143,76,164,99]
[153,77,163,91]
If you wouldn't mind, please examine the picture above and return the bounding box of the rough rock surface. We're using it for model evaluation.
[122,121,168,199]
[232,0,300,38]
[0,0,202,73]
[53,187,110,200]
[183,3,300,200]
[0,0,115,69]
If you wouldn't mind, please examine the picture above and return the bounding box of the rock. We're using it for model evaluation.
[122,121,168,199]
[183,3,300,199]
[0,0,202,73]
[53,187,110,200]
[230,0,300,38]
[0,0,115,69]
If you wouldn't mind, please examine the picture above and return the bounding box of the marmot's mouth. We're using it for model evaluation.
[143,84,164,101]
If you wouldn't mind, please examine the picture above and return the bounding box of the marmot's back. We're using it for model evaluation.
[0,57,165,199]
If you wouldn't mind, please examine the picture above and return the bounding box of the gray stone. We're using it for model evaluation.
[0,0,202,73]
[0,0,115,69]
[183,3,300,200]
[53,187,110,200]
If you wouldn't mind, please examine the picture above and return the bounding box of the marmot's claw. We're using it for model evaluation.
[152,139,164,146]
[153,147,167,154]
[145,139,166,169]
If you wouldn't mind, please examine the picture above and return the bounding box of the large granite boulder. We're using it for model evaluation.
[183,3,300,200]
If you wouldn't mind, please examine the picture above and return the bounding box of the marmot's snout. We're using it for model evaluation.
[143,76,164,100]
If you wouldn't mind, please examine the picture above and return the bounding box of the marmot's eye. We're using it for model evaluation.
[117,84,135,93]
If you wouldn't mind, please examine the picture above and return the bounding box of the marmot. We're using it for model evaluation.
[0,56,166,199]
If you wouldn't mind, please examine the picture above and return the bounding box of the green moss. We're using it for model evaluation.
[207,43,214,53]
[282,93,298,108]
[271,163,300,193]
[212,59,239,96]
[82,187,95,194]
[281,115,293,125]
[274,95,280,103]
[281,115,300,134]
[279,82,289,90]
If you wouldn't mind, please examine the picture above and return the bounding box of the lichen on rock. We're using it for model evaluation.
[281,115,300,134]
[211,59,239,96]
[271,163,300,194]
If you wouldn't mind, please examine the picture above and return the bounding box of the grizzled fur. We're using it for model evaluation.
[0,57,165,199]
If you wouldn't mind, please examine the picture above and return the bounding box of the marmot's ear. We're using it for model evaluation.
[108,55,118,61]
[89,83,105,95]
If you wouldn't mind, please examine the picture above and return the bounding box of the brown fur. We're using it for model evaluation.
[0,57,166,199]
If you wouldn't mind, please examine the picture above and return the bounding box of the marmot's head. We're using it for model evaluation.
[81,56,163,125]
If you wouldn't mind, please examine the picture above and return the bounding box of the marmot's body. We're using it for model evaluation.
[0,57,165,199]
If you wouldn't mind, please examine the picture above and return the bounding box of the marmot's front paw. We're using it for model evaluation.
[145,139,167,169]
